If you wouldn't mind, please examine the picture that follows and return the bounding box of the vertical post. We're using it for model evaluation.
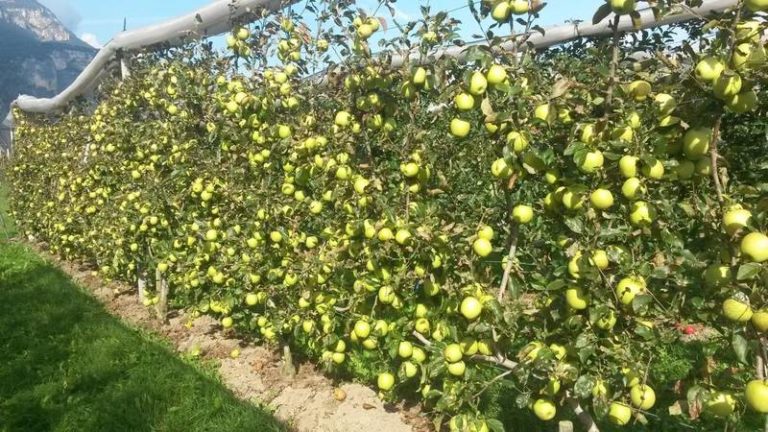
[155,267,168,321]
[281,344,297,379]
[137,262,147,303]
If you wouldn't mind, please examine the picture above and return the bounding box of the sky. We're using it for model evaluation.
[36,0,606,49]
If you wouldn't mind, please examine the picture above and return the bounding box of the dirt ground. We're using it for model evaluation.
[30,244,432,432]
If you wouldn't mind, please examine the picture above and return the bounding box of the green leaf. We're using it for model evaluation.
[732,334,749,365]
[486,418,505,432]
[592,3,612,24]
[563,216,584,234]
[574,374,596,399]
[737,263,762,281]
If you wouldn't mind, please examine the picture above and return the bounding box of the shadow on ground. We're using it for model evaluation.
[0,242,285,432]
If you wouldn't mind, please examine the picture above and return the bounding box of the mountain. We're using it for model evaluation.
[0,0,96,124]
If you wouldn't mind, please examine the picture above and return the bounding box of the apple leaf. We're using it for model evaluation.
[592,3,613,24]
[736,263,761,281]
[732,334,749,365]
[486,418,505,432]
[574,374,596,399]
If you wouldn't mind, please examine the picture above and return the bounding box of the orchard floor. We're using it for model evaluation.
[0,185,425,432]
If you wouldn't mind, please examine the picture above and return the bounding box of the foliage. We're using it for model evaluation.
[5,0,768,430]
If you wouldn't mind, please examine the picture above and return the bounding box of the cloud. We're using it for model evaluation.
[80,32,102,48]
[37,0,82,31]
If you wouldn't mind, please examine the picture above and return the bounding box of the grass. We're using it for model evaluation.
[0,183,284,432]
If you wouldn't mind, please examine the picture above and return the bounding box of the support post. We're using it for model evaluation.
[137,262,147,303]
[155,268,168,321]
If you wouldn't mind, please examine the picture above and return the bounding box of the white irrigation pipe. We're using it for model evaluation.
[1,0,738,131]
[388,0,738,67]
[1,0,296,128]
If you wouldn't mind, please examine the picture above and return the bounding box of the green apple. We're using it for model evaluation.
[491,158,513,178]
[746,379,768,412]
[610,0,635,14]
[641,159,665,179]
[478,225,495,240]
[696,157,712,176]
[630,385,656,410]
[335,111,352,127]
[469,71,488,95]
[695,56,725,82]
[629,200,654,226]
[578,150,604,173]
[354,320,371,338]
[491,1,511,21]
[412,67,427,85]
[596,311,617,330]
[473,238,492,257]
[682,127,711,160]
[723,298,753,322]
[622,177,643,200]
[746,0,768,13]
[444,343,463,362]
[378,227,394,242]
[377,372,395,391]
[706,392,736,417]
[401,361,418,378]
[580,123,597,144]
[654,93,677,116]
[486,64,507,84]
[726,90,758,113]
[512,204,534,224]
[628,80,651,100]
[395,229,411,245]
[506,131,529,153]
[590,188,614,210]
[703,264,732,288]
[398,341,414,359]
[245,293,258,305]
[752,309,768,332]
[534,103,553,123]
[736,21,762,42]
[676,160,695,180]
[221,316,234,328]
[565,287,589,310]
[732,43,766,70]
[741,232,768,262]
[619,155,639,178]
[616,276,646,305]
[450,118,471,138]
[401,162,420,177]
[532,398,556,421]
[608,402,633,425]
[460,296,483,320]
[723,206,752,235]
[713,73,742,99]
[455,92,475,111]
[510,0,530,14]
[447,360,466,376]
[561,187,584,210]
[591,250,609,270]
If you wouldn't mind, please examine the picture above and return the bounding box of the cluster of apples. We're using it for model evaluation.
[226,26,252,57]
[487,0,531,22]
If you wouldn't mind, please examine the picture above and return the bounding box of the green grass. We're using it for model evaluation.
[0,181,16,240]
[0,184,284,432]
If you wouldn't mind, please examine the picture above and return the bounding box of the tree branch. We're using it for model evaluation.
[471,354,601,432]
[412,330,432,347]
[497,223,519,302]
[710,114,724,204]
